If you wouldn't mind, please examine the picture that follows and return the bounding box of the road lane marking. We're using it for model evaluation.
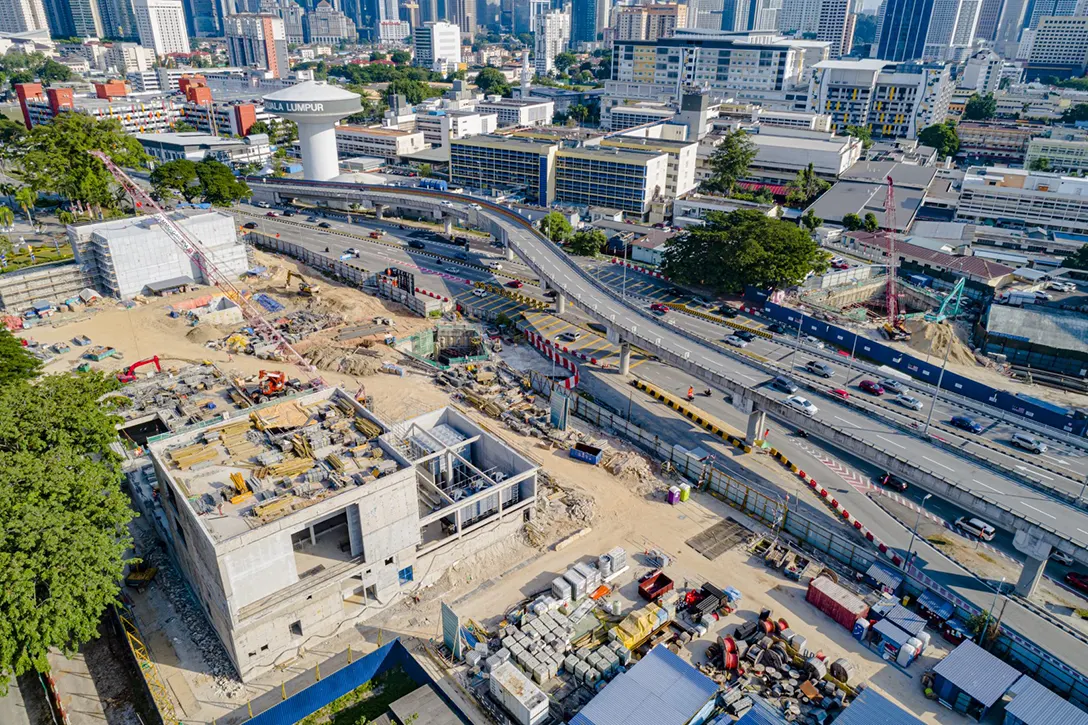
[1016,465,1053,481]
[922,456,955,472]
[1043,455,1072,468]
[973,479,1002,493]
[876,435,906,449]
[833,415,856,427]
[1020,503,1056,520]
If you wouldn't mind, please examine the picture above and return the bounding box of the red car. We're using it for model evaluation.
[265,211,278,217]
[859,379,885,396]
[650,303,670,314]
[1065,572,1088,595]
[506,280,523,288]
[833,261,851,270]
[829,388,850,400]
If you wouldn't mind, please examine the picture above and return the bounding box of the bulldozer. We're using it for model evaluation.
[286,270,319,297]
[881,321,912,341]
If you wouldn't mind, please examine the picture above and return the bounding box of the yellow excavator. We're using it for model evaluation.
[286,270,319,297]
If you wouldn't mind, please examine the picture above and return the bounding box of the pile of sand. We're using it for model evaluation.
[304,343,385,376]
[904,319,977,366]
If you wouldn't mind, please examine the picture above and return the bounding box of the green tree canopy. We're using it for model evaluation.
[391,50,411,64]
[247,120,271,136]
[387,77,441,104]
[0,327,40,384]
[539,211,571,243]
[554,52,577,73]
[801,209,822,234]
[1029,157,1051,171]
[172,120,197,133]
[474,66,511,96]
[786,163,830,206]
[963,93,997,120]
[1061,103,1088,124]
[918,120,960,158]
[1066,243,1088,270]
[701,129,757,195]
[863,212,879,232]
[195,159,251,205]
[150,159,201,202]
[842,213,862,231]
[13,113,149,212]
[663,210,830,292]
[0,372,134,693]
[567,229,606,256]
[845,125,873,149]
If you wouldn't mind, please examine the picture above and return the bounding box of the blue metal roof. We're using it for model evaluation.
[872,617,913,648]
[932,640,1022,708]
[569,646,718,725]
[916,590,954,621]
[883,604,925,637]
[1005,676,1088,725]
[866,562,903,590]
[735,697,789,725]
[832,688,925,725]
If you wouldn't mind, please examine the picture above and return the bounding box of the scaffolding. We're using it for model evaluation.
[116,605,180,725]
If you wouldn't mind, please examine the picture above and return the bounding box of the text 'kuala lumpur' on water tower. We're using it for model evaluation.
[262,80,361,181]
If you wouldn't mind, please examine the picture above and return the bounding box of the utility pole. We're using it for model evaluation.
[906,493,932,566]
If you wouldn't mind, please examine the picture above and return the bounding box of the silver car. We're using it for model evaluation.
[895,394,924,410]
[1011,432,1047,453]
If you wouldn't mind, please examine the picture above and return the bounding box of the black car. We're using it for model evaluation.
[243,222,258,229]
[717,306,739,318]
[668,287,686,296]
[282,210,294,217]
[408,240,426,249]
[767,323,786,334]
[772,376,798,394]
[734,330,756,342]
[880,473,908,491]
[318,222,332,228]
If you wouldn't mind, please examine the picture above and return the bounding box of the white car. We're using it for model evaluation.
[255,201,271,208]
[724,336,749,348]
[895,394,924,410]
[472,288,488,297]
[344,247,360,257]
[440,201,454,207]
[786,395,818,416]
[471,203,483,210]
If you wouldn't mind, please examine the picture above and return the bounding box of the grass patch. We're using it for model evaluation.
[977,552,996,564]
[296,666,419,725]
[0,242,74,274]
[926,535,951,546]
[1076,609,1088,620]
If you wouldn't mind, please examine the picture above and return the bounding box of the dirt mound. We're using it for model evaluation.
[185,324,227,344]
[601,448,664,495]
[904,319,977,366]
[304,343,386,376]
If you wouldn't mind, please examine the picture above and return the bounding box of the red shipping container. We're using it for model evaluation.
[806,577,869,631]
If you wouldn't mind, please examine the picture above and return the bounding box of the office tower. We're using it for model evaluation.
[414,21,461,71]
[416,0,436,20]
[135,0,191,55]
[304,0,357,41]
[778,0,818,32]
[224,14,288,77]
[67,0,105,36]
[448,0,475,33]
[514,0,548,34]
[535,9,570,74]
[616,2,688,40]
[1026,15,1088,75]
[974,0,1002,38]
[961,48,1003,92]
[99,0,138,37]
[816,0,853,57]
[993,0,1028,55]
[751,0,781,30]
[0,0,49,32]
[874,0,934,60]
[476,0,494,28]
[181,0,221,34]
[499,0,512,29]
[259,0,304,42]
[1027,0,1077,27]
[571,0,606,43]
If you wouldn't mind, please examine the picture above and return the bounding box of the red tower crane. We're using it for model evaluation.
[881,175,910,341]
[89,151,317,375]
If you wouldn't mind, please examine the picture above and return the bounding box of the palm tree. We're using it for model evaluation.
[57,209,75,226]
[14,187,35,225]
[0,205,13,231]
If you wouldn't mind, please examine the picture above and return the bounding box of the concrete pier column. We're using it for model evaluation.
[505,245,514,261]
[1016,555,1048,597]
[443,217,453,235]
[556,292,566,315]
[746,409,767,445]
[1013,527,1053,596]
[375,203,386,219]
[618,343,631,376]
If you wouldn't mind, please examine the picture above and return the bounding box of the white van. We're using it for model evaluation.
[472,288,488,297]
[488,261,503,271]
[955,516,996,541]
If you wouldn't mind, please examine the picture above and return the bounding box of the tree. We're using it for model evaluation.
[474,66,511,96]
[387,77,440,104]
[150,159,201,202]
[567,229,606,256]
[786,163,830,206]
[391,50,411,64]
[57,209,75,226]
[963,93,997,121]
[195,159,251,205]
[845,125,873,149]
[14,187,35,225]
[1061,103,1088,124]
[0,372,134,693]
[370,51,387,61]
[554,52,577,74]
[539,211,571,243]
[172,120,197,133]
[801,209,822,234]
[1029,157,1051,171]
[918,120,960,158]
[38,59,72,84]
[852,12,877,45]
[842,213,863,231]
[701,129,757,194]
[13,113,148,214]
[0,206,12,230]
[418,163,432,178]
[1066,243,1088,270]
[247,120,271,136]
[0,327,40,384]
[863,212,879,232]
[662,210,829,292]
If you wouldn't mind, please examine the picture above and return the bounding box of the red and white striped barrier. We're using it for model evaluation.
[610,258,670,280]
[797,469,903,566]
[526,330,580,390]
[414,287,451,302]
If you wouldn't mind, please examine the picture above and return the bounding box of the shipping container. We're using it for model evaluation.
[489,662,549,725]
[806,577,869,631]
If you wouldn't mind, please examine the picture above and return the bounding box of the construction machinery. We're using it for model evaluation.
[239,369,301,403]
[118,355,162,383]
[124,562,159,592]
[879,176,912,342]
[286,270,319,296]
[925,277,966,323]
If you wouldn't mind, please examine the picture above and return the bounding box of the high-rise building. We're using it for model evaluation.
[448,0,475,34]
[778,0,819,33]
[304,0,357,41]
[417,0,436,21]
[224,14,288,77]
[816,0,854,58]
[571,0,606,44]
[259,0,304,43]
[108,41,156,72]
[960,48,1003,93]
[993,0,1028,56]
[752,0,782,30]
[615,2,688,41]
[874,0,934,60]
[99,0,138,37]
[1027,0,1077,27]
[68,0,105,37]
[0,0,49,33]
[181,0,221,35]
[41,0,75,37]
[973,0,1002,39]
[1025,15,1088,77]
[513,0,547,34]
[915,0,980,61]
[413,20,461,71]
[135,0,191,56]
[535,9,570,75]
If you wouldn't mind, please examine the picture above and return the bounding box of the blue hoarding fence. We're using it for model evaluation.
[760,301,1087,437]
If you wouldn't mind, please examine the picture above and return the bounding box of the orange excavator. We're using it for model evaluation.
[240,370,301,403]
[117,356,161,383]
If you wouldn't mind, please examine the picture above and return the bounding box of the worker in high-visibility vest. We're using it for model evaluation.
[687,386,694,401]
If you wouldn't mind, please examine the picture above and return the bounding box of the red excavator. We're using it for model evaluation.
[239,370,301,403]
[117,356,161,383]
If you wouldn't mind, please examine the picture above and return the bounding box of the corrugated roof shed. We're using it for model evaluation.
[883,604,925,636]
[932,640,1022,707]
[872,617,912,647]
[1005,676,1088,725]
[866,563,903,591]
[832,688,925,725]
[916,590,954,621]
[569,646,718,725]
[986,305,1088,355]
[734,697,789,725]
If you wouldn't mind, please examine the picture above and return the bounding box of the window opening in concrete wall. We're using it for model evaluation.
[289,620,302,637]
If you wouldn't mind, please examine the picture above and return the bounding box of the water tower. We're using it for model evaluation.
[262,81,361,181]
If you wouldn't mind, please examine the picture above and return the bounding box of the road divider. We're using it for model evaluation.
[609,257,670,280]
[525,330,579,389]
[473,282,549,310]
[630,379,750,452]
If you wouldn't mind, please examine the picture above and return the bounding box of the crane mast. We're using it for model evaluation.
[89,151,316,376]
[884,175,898,325]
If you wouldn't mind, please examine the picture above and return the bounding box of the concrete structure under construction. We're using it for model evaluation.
[146,394,538,681]
[67,211,248,299]
[263,81,361,181]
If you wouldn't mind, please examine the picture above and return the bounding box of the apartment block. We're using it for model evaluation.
[960,49,1003,95]
[956,166,1088,234]
[535,10,571,76]
[335,126,427,161]
[414,21,461,73]
[133,0,189,56]
[15,82,178,133]
[615,2,687,41]
[554,146,669,216]
[146,396,537,681]
[807,59,953,139]
[449,135,559,203]
[1024,135,1088,173]
[957,122,1042,164]
[476,97,554,127]
[224,14,288,78]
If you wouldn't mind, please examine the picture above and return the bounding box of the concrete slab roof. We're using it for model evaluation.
[986,304,1088,354]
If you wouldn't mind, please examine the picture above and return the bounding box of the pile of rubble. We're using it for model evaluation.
[303,343,386,376]
[601,449,661,494]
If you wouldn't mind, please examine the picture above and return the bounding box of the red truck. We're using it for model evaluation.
[638,570,675,601]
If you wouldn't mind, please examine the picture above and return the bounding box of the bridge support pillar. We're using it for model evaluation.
[746,409,767,446]
[375,203,386,219]
[1013,527,1052,597]
[618,343,631,376]
[443,217,453,235]
[556,292,566,315]
[505,245,514,261]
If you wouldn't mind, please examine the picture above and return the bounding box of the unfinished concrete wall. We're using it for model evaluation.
[0,261,91,311]
[221,534,299,610]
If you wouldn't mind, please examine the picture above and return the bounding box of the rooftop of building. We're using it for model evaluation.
[847,230,1015,281]
[134,131,266,148]
[748,132,854,153]
[450,134,557,152]
[609,105,676,116]
[840,161,938,188]
[477,97,553,107]
[510,126,602,142]
[556,146,667,165]
[148,386,410,543]
[601,135,697,152]
[986,303,1088,353]
[813,58,890,71]
[337,125,417,137]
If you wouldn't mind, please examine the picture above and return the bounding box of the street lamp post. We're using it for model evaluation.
[621,242,629,299]
[791,311,805,373]
[923,333,953,435]
[906,493,932,568]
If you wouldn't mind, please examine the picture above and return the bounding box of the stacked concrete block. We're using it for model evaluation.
[564,654,578,673]
[485,648,511,673]
[532,664,548,684]
[551,576,573,601]
[466,650,484,668]
[574,562,602,591]
[563,568,588,599]
[574,661,589,682]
